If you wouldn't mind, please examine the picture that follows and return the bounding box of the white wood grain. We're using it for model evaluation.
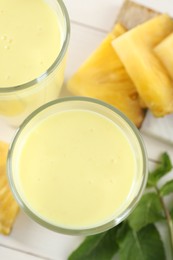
[0,121,16,143]
[65,23,106,79]
[0,0,173,259]
[0,212,83,260]
[135,0,173,16]
[64,0,123,31]
[142,130,173,162]
[141,112,173,144]
[64,0,173,31]
[0,245,47,260]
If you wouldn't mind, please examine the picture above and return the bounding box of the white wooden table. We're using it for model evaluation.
[0,0,173,259]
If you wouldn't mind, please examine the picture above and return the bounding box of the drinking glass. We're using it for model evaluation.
[0,0,70,127]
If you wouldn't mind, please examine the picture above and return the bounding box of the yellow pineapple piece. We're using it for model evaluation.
[154,32,173,79]
[0,141,19,235]
[112,14,173,117]
[67,24,145,127]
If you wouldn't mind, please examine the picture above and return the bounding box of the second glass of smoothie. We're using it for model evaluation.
[7,97,148,235]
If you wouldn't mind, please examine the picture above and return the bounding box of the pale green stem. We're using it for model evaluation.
[155,186,173,258]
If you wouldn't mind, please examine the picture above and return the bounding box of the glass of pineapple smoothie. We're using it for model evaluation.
[7,97,148,235]
[0,0,70,127]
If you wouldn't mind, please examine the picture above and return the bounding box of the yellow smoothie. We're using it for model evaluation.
[0,0,61,87]
[12,107,143,229]
[0,0,69,126]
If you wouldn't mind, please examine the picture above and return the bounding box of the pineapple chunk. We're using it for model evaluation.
[112,14,173,117]
[154,32,173,79]
[67,24,145,127]
[0,141,19,235]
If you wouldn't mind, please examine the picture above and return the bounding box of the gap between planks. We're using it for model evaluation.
[71,19,109,34]
[0,244,54,260]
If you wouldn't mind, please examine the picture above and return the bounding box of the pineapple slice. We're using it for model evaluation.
[154,32,173,79]
[67,24,145,127]
[0,141,19,235]
[112,14,173,117]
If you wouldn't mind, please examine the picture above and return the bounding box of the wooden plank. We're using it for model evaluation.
[0,1,173,259]
[0,120,16,143]
[116,0,159,30]
[141,112,173,144]
[141,131,173,162]
[64,0,173,31]
[0,212,82,260]
[65,23,106,79]
[0,244,47,260]
[134,0,173,17]
[64,0,123,32]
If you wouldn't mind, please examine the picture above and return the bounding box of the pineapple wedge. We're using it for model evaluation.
[0,141,19,235]
[154,32,173,79]
[112,14,173,117]
[67,24,145,127]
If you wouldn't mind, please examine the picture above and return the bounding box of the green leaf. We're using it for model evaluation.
[118,224,165,260]
[68,227,119,260]
[170,208,173,220]
[116,222,129,244]
[148,153,172,187]
[128,193,164,231]
[160,180,173,196]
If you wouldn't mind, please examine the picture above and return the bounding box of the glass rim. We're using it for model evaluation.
[7,97,148,235]
[0,0,70,93]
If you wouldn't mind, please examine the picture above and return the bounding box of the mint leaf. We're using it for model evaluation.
[116,222,129,244]
[118,224,165,260]
[160,180,173,196]
[128,193,164,231]
[148,153,172,186]
[68,227,119,260]
[170,208,173,220]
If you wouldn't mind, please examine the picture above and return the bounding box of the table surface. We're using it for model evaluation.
[0,0,173,259]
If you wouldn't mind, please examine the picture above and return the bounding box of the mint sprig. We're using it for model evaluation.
[118,224,165,260]
[147,152,172,187]
[128,193,164,231]
[68,153,173,260]
[68,227,119,260]
[160,180,173,196]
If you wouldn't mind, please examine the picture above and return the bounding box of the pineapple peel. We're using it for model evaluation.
[0,141,19,235]
[67,23,145,128]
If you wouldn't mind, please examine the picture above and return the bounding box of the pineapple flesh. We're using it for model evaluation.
[0,141,19,235]
[112,14,173,117]
[67,24,145,127]
[154,32,173,80]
